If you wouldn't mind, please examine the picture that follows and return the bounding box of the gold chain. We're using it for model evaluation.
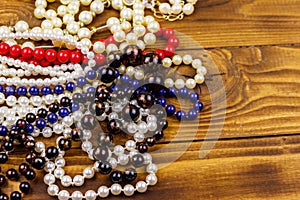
[152,0,185,21]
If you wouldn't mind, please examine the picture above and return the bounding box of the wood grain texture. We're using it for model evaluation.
[0,0,300,200]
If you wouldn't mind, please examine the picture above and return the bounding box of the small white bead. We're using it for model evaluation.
[172,55,182,65]
[61,175,72,187]
[47,184,59,196]
[83,167,94,179]
[123,184,135,196]
[125,140,136,150]
[147,21,160,33]
[111,183,122,195]
[58,190,69,200]
[44,174,55,185]
[164,78,174,88]
[186,78,196,89]
[85,190,97,200]
[73,175,84,187]
[71,191,83,200]
[136,181,147,193]
[98,186,109,198]
[147,163,158,173]
[175,79,185,89]
[163,57,172,68]
[183,3,195,15]
[134,69,144,80]
[90,1,104,14]
[35,141,45,153]
[172,3,182,14]
[197,66,207,75]
[54,168,65,178]
[114,145,124,155]
[159,3,171,14]
[146,174,158,185]
[144,33,156,45]
[194,73,205,84]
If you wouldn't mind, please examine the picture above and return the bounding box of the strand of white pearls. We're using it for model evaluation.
[34,0,106,38]
[156,0,197,18]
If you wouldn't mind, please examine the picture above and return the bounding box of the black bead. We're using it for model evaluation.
[98,161,112,175]
[15,119,27,130]
[19,181,30,194]
[60,97,71,107]
[97,134,113,145]
[0,175,6,186]
[122,104,140,122]
[94,102,106,116]
[100,67,116,83]
[153,131,164,141]
[123,45,143,66]
[0,153,8,164]
[31,157,46,170]
[80,114,97,130]
[25,152,37,164]
[58,138,72,151]
[18,163,30,176]
[48,103,60,113]
[93,146,109,161]
[0,194,9,200]
[6,168,19,181]
[123,168,137,182]
[25,113,36,123]
[95,90,111,103]
[10,191,21,200]
[45,146,59,160]
[157,120,168,131]
[3,141,14,151]
[143,52,162,65]
[137,143,148,153]
[8,129,20,140]
[110,170,123,183]
[71,128,82,141]
[132,154,145,168]
[137,92,155,109]
[146,137,156,147]
[107,119,122,134]
[24,169,36,180]
[24,140,35,151]
[107,51,123,68]
[37,108,48,118]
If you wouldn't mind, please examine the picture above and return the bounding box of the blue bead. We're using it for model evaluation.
[141,86,148,91]
[87,87,95,93]
[131,80,140,88]
[17,86,27,96]
[77,77,87,87]
[115,69,120,78]
[41,86,52,95]
[29,86,39,96]
[194,101,204,112]
[158,89,167,97]
[188,109,198,120]
[176,110,186,121]
[109,85,119,93]
[168,87,176,98]
[59,108,69,118]
[26,124,34,133]
[70,102,79,112]
[0,85,3,92]
[178,87,189,98]
[189,92,199,102]
[53,85,64,94]
[157,98,167,107]
[36,119,46,130]
[87,70,97,80]
[47,113,58,124]
[123,86,130,93]
[5,86,15,96]
[121,74,130,83]
[66,82,76,92]
[166,104,176,116]
[0,125,8,136]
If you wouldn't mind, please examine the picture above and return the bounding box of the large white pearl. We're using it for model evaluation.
[73,175,84,187]
[136,181,147,193]
[192,58,202,68]
[67,21,80,34]
[175,79,185,89]
[71,191,83,200]
[85,190,96,200]
[126,32,137,44]
[47,184,59,196]
[34,7,46,19]
[111,183,122,195]
[44,174,55,185]
[159,3,171,14]
[112,0,124,10]
[67,2,80,14]
[79,11,93,25]
[35,0,47,8]
[93,41,105,54]
[163,57,172,68]
[57,5,68,17]
[90,0,104,14]
[186,78,196,89]
[183,3,195,15]
[63,14,75,25]
[52,17,63,28]
[98,186,109,198]
[15,21,29,32]
[147,21,160,33]
[45,9,57,19]
[78,27,91,39]
[80,0,92,6]
[197,66,207,75]
[120,7,133,20]
[134,25,146,37]
[146,174,158,185]
[144,33,156,45]
[172,3,182,14]
[121,21,132,32]
[164,78,174,88]
[123,184,135,196]
[194,73,204,84]
[58,190,69,200]
[172,55,182,65]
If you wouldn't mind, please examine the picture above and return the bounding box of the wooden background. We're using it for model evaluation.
[2,0,300,199]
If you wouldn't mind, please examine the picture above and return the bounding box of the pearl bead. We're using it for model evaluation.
[183,3,195,15]
[159,3,171,14]
[186,78,196,89]
[192,59,202,69]
[63,14,75,25]
[112,0,124,10]
[124,184,135,196]
[134,69,144,80]
[58,190,69,200]
[106,17,120,28]
[163,57,172,68]
[110,24,122,34]
[83,167,94,179]
[35,0,47,8]
[98,186,109,198]
[41,20,54,29]
[164,78,174,88]
[172,3,182,14]
[34,7,46,19]
[133,2,144,10]
[35,141,45,153]
[79,11,93,25]
[111,183,122,195]
[134,25,146,37]
[197,66,207,75]
[175,79,185,89]
[44,174,56,185]
[136,181,147,193]
[113,30,126,42]
[47,184,59,196]
[61,175,72,187]
[93,41,105,54]
[172,55,182,65]
[125,140,136,150]
[133,15,144,25]
[15,21,29,32]
[71,191,83,200]
[144,33,156,45]
[183,54,193,64]
[90,1,104,14]
[85,190,96,200]
[147,21,160,33]
[54,168,65,179]
[67,21,80,34]
[147,163,158,173]
[45,9,57,19]
[67,2,80,15]
[73,175,84,187]
[80,0,92,6]
[120,7,133,20]
[126,32,137,44]
[146,174,158,185]
[194,73,204,84]
[57,5,67,17]
[137,40,145,50]
[121,21,132,32]
[81,38,92,49]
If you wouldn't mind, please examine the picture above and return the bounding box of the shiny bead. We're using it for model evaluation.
[123,168,137,182]
[97,161,112,174]
[107,119,122,134]
[100,67,116,83]
[132,154,144,168]
[19,181,30,194]
[80,114,97,130]
[10,191,21,200]
[0,153,8,164]
[6,168,19,181]
[0,175,6,186]
[110,170,123,183]
[32,157,46,170]
[25,169,36,180]
[58,138,72,151]
[122,104,140,122]
[45,146,59,160]
[18,163,29,175]
[137,92,155,109]
[93,146,109,161]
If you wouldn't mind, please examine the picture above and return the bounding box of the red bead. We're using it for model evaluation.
[155,27,163,37]
[29,60,39,66]
[21,47,33,60]
[105,36,118,46]
[45,49,57,62]
[163,45,175,57]
[163,28,175,39]
[40,60,51,67]
[98,39,106,43]
[0,43,10,55]
[57,50,70,63]
[95,54,106,65]
[33,48,45,61]
[70,51,82,64]
[10,45,21,58]
[168,36,180,48]
[154,49,165,59]
[82,55,89,65]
